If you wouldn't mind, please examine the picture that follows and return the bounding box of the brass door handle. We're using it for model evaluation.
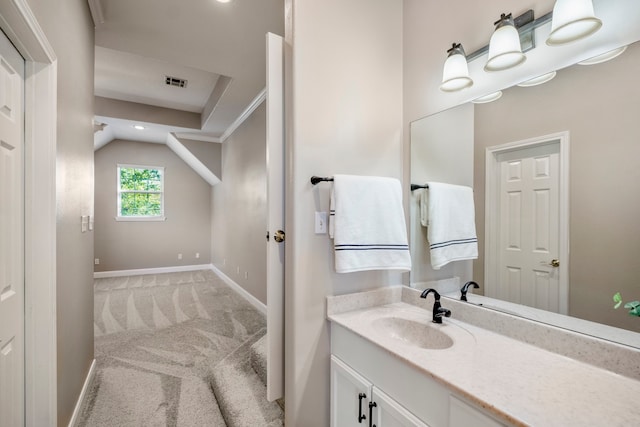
[274,230,285,243]
[549,259,560,267]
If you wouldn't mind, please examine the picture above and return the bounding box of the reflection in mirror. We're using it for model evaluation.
[410,41,640,348]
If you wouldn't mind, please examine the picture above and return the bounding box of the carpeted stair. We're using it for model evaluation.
[210,329,284,427]
[249,335,268,385]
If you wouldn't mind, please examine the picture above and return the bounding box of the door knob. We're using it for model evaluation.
[274,230,285,243]
[549,259,560,267]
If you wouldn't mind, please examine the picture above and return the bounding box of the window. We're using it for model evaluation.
[117,164,165,221]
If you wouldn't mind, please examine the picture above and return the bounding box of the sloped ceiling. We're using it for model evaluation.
[92,0,284,145]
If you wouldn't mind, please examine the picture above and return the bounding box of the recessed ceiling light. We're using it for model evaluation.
[133,125,145,130]
[578,46,628,65]
[472,91,503,104]
[517,71,557,87]
[216,0,232,3]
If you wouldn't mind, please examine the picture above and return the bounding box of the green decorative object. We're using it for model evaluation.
[613,293,640,317]
[613,292,623,309]
[624,301,640,317]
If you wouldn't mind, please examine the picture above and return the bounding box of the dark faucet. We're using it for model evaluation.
[420,288,452,323]
[460,281,479,302]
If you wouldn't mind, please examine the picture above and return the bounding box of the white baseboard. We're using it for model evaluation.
[68,359,96,427]
[94,264,213,279]
[209,265,267,315]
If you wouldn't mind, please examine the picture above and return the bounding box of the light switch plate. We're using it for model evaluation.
[315,211,328,234]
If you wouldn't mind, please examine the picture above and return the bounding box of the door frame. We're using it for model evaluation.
[0,0,58,424]
[484,131,570,314]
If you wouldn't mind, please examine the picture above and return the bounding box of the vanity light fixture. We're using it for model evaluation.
[578,45,627,65]
[546,0,602,46]
[439,43,473,92]
[484,13,527,72]
[471,91,502,104]
[517,71,557,87]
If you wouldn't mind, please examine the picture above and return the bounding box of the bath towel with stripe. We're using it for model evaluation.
[329,174,411,273]
[427,182,478,269]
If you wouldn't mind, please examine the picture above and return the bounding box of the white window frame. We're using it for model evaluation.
[116,164,166,221]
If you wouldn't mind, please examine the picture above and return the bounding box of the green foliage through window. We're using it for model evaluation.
[118,166,164,217]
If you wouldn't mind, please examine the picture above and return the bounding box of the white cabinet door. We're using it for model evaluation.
[371,387,430,427]
[449,396,503,427]
[331,355,373,427]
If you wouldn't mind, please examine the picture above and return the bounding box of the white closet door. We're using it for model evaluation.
[0,28,25,427]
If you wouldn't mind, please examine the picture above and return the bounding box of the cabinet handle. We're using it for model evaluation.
[358,393,367,423]
[368,401,377,427]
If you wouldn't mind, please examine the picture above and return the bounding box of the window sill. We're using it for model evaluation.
[115,216,166,222]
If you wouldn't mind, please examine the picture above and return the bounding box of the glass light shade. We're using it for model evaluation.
[546,0,602,46]
[517,71,557,87]
[440,46,473,92]
[485,18,526,72]
[472,91,503,104]
[578,46,627,65]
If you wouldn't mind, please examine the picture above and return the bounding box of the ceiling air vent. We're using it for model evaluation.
[165,76,188,88]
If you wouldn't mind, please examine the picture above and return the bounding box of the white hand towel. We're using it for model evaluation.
[330,174,411,273]
[427,182,478,269]
[420,189,428,227]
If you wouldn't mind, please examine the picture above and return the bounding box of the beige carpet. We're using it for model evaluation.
[77,270,270,426]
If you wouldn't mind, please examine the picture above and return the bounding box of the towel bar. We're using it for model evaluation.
[411,184,429,191]
[311,177,429,190]
[310,176,333,185]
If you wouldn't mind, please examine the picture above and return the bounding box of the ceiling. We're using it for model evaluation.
[91,0,284,147]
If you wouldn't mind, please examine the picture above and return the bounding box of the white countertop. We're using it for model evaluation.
[328,292,640,426]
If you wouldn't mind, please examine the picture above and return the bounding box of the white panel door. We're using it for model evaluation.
[330,356,372,427]
[265,32,285,402]
[496,143,561,312]
[0,29,25,427]
[371,386,430,427]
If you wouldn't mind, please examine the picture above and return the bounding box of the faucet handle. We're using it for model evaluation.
[437,307,452,318]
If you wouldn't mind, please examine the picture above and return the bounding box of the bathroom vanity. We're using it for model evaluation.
[327,286,640,427]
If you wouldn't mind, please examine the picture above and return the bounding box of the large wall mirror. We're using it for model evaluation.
[410,39,640,348]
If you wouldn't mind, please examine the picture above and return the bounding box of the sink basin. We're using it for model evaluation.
[372,316,454,350]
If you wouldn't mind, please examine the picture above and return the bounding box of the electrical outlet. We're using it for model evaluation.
[94,258,100,265]
[315,211,328,234]
[195,252,200,259]
[236,266,240,274]
[244,271,248,279]
[178,253,183,260]
[223,259,226,266]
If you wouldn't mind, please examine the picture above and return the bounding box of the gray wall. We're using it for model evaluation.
[409,104,474,286]
[181,138,222,179]
[211,103,267,304]
[25,0,95,424]
[94,140,212,271]
[285,0,404,424]
[474,41,640,333]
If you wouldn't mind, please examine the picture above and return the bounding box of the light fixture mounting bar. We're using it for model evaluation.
[467,10,552,62]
